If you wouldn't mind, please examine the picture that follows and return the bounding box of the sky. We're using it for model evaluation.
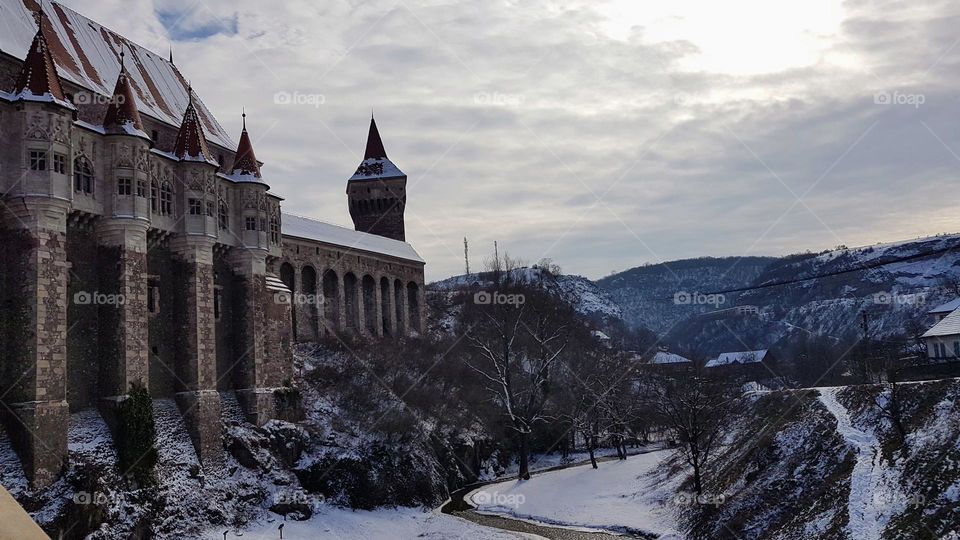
[59,0,960,282]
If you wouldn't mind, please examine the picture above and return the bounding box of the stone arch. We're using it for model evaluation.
[300,265,319,341]
[280,262,297,341]
[322,269,340,333]
[362,275,377,334]
[380,277,392,336]
[343,272,359,331]
[407,282,421,333]
[394,278,406,335]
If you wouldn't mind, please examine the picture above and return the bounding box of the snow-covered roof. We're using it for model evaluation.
[922,309,960,338]
[349,157,406,181]
[706,350,768,368]
[281,213,424,264]
[928,298,960,315]
[0,0,234,149]
[650,351,692,364]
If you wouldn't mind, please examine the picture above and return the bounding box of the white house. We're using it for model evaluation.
[921,309,960,361]
[705,350,770,368]
[650,351,692,365]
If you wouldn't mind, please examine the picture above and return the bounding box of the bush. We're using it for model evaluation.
[116,382,157,486]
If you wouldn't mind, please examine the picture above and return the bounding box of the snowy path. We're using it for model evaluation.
[459,449,680,539]
[818,388,904,540]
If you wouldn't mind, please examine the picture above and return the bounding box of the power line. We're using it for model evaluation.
[664,241,960,299]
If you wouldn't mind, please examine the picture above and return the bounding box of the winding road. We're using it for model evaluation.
[440,454,658,540]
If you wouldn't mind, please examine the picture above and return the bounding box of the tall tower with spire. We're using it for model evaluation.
[346,116,407,241]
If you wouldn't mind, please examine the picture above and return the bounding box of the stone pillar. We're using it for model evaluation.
[386,279,397,337]
[336,272,347,332]
[373,278,383,337]
[418,284,427,335]
[168,236,222,466]
[95,220,150,430]
[226,248,280,425]
[355,275,367,337]
[398,281,409,337]
[0,199,70,488]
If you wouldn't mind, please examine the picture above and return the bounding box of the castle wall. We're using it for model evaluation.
[278,236,426,340]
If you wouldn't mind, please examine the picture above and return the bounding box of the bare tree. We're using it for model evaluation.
[644,368,733,496]
[460,260,573,480]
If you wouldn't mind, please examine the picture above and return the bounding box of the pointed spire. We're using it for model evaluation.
[229,109,262,179]
[364,115,388,160]
[173,86,213,162]
[103,47,147,138]
[169,45,174,64]
[11,4,68,105]
[350,115,405,181]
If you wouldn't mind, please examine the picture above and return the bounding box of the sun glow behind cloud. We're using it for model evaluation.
[597,0,849,75]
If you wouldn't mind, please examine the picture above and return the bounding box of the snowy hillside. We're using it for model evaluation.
[597,256,775,334]
[600,234,960,355]
[431,267,622,321]
[679,380,960,539]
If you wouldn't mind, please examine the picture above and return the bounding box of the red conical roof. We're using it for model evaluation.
[364,116,388,159]
[173,90,213,162]
[103,52,147,137]
[12,9,68,105]
[230,112,261,178]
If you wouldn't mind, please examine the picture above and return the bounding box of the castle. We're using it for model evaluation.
[0,1,426,488]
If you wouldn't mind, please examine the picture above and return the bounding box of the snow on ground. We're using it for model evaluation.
[203,507,524,539]
[471,449,680,538]
[818,388,905,540]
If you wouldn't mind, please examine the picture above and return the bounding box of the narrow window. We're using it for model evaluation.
[206,201,215,217]
[189,198,202,215]
[74,157,94,194]
[218,201,229,230]
[160,183,173,215]
[245,216,257,231]
[151,182,159,212]
[53,153,66,174]
[136,179,147,198]
[118,178,132,195]
[214,288,222,320]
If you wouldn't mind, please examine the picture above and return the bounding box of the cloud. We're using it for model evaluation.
[59,0,960,281]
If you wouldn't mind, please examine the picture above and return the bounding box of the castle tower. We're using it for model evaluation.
[0,8,74,488]
[346,116,407,241]
[169,89,223,465]
[95,50,153,433]
[224,112,285,425]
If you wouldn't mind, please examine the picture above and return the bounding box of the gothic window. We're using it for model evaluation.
[147,279,160,315]
[270,216,281,244]
[218,201,229,230]
[160,183,174,215]
[136,179,147,198]
[29,150,47,171]
[151,181,159,212]
[189,198,202,215]
[74,157,94,194]
[53,153,66,174]
[118,178,132,196]
[245,216,257,231]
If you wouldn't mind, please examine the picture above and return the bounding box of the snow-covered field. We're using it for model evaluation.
[203,507,520,539]
[470,449,681,538]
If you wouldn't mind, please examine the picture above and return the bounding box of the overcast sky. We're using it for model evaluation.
[61,0,960,281]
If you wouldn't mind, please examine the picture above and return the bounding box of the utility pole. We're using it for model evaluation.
[464,237,470,276]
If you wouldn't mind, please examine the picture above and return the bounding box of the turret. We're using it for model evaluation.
[174,87,219,238]
[346,115,407,241]
[103,50,152,222]
[8,8,75,201]
[226,111,270,251]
